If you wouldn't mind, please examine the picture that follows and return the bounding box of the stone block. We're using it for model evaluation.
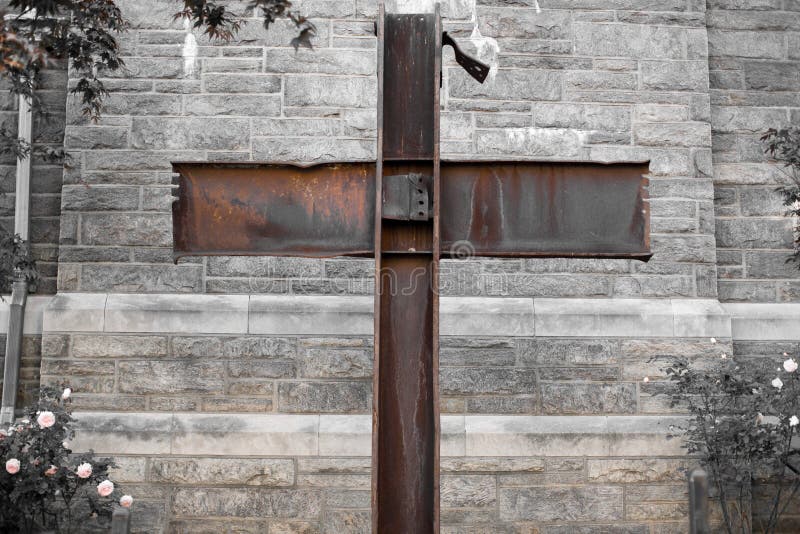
[131,117,250,150]
[518,338,620,366]
[203,73,281,93]
[61,185,138,211]
[150,458,294,486]
[171,488,322,519]
[285,76,376,108]
[441,475,496,508]
[672,299,732,338]
[441,366,537,396]
[450,69,561,101]
[43,293,106,333]
[574,23,684,59]
[744,61,800,90]
[70,411,172,455]
[477,8,571,39]
[318,415,370,456]
[723,303,800,340]
[587,459,687,483]
[634,122,711,147]
[104,294,249,333]
[79,264,204,293]
[228,360,295,379]
[118,360,225,394]
[441,297,534,336]
[533,298,674,337]
[184,95,282,116]
[278,381,370,413]
[298,348,372,378]
[250,296,372,335]
[715,218,793,248]
[323,511,370,533]
[641,61,708,91]
[80,213,171,246]
[172,336,296,359]
[71,334,168,358]
[264,49,375,75]
[707,30,784,59]
[540,383,636,414]
[172,413,318,456]
[566,71,637,91]
[739,188,784,216]
[252,118,341,138]
[252,138,375,163]
[464,396,538,414]
[535,103,631,131]
[499,486,623,521]
[476,128,582,157]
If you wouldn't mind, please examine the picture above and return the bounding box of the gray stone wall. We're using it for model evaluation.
[0,66,67,294]
[57,0,719,298]
[708,0,800,302]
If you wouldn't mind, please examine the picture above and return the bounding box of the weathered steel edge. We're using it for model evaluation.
[68,411,688,458]
[170,160,652,167]
[39,293,800,340]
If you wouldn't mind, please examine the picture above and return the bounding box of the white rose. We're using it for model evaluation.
[36,411,56,429]
[790,415,799,427]
[772,377,784,390]
[97,480,114,497]
[119,495,133,508]
[61,388,72,400]
[783,359,798,373]
[76,462,92,479]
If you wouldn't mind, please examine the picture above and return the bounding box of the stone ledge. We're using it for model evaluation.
[723,303,800,341]
[69,412,687,458]
[35,293,800,340]
[0,295,52,335]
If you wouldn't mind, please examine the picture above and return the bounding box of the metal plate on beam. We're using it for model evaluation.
[172,162,375,260]
[440,161,651,259]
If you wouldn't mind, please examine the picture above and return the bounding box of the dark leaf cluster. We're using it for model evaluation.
[174,0,316,49]
[664,350,800,533]
[2,0,127,121]
[762,127,800,268]
[0,233,38,293]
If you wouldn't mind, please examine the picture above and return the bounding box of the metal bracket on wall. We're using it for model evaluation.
[382,173,431,221]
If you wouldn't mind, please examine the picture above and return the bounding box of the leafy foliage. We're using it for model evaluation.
[0,233,38,293]
[175,0,316,49]
[762,127,800,268]
[0,386,121,533]
[664,347,800,533]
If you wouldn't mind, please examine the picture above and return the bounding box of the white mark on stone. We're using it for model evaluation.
[392,0,436,13]
[182,19,199,78]
[464,0,500,83]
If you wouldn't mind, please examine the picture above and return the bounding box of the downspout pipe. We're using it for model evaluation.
[0,88,33,424]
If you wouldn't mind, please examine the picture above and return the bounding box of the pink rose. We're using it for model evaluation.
[97,480,114,497]
[37,411,55,429]
[45,465,58,476]
[76,462,92,479]
[119,495,133,508]
[6,458,20,474]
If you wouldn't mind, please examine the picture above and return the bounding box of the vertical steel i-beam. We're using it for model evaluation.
[372,7,441,533]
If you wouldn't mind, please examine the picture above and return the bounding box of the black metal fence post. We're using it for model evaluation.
[689,467,711,534]
[110,506,131,534]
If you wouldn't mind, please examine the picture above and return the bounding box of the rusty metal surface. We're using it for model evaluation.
[375,11,439,534]
[171,162,375,260]
[377,254,436,533]
[383,13,436,160]
[440,161,651,259]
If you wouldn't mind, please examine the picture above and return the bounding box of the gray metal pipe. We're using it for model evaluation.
[0,86,33,424]
[0,272,28,424]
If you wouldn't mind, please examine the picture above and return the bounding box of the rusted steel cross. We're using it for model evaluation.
[172,7,651,533]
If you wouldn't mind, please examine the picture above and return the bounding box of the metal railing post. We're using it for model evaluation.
[689,467,711,534]
[110,506,131,534]
[0,271,28,424]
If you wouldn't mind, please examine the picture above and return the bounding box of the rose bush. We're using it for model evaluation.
[664,343,800,533]
[0,386,127,533]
